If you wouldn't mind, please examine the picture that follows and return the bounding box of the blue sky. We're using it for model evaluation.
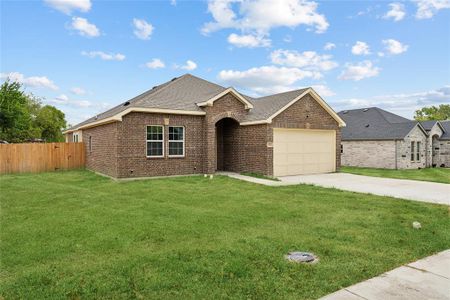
[1,0,449,125]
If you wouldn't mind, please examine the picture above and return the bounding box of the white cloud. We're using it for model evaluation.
[70,17,100,37]
[44,0,91,14]
[178,60,197,71]
[377,52,385,57]
[339,61,380,81]
[202,0,328,48]
[133,18,154,40]
[1,72,58,90]
[218,65,321,95]
[383,3,406,21]
[49,94,92,108]
[351,41,370,55]
[227,33,271,48]
[170,0,177,5]
[311,84,335,97]
[145,58,165,69]
[81,51,126,61]
[270,49,338,73]
[415,0,450,19]
[383,39,409,55]
[324,42,336,50]
[70,87,86,95]
[334,85,450,118]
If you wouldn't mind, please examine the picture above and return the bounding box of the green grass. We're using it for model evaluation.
[341,166,450,184]
[240,172,280,181]
[1,170,449,299]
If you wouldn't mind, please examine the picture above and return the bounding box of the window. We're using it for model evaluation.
[410,141,415,161]
[89,136,92,153]
[146,126,164,157]
[340,144,343,154]
[416,141,420,161]
[168,126,184,157]
[73,133,79,143]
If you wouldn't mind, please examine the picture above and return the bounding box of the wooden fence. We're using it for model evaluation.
[0,142,85,175]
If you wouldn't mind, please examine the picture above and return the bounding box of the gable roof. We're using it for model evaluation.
[440,120,450,140]
[338,107,426,140]
[65,74,344,133]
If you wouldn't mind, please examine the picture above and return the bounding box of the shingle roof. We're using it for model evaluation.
[420,120,438,131]
[338,107,422,140]
[440,120,450,140]
[68,74,312,130]
[243,89,308,122]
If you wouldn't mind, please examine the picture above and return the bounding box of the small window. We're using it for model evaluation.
[73,133,79,143]
[416,141,420,161]
[410,141,415,161]
[168,126,184,157]
[340,144,343,154]
[146,126,164,157]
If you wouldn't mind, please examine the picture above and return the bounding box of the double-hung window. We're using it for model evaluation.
[410,141,415,161]
[168,126,184,157]
[146,125,164,157]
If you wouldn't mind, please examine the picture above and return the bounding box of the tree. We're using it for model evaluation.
[35,105,67,142]
[414,104,450,121]
[0,80,67,142]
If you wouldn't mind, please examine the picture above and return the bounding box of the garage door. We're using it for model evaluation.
[273,128,336,176]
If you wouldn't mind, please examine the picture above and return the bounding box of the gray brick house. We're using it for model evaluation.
[338,107,450,169]
[64,74,345,178]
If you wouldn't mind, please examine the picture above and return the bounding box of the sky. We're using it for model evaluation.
[1,0,449,126]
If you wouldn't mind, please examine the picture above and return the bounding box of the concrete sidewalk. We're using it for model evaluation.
[320,250,450,300]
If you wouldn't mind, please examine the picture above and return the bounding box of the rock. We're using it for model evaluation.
[412,221,422,229]
[285,252,318,263]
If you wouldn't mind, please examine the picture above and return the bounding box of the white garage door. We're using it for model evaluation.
[273,128,336,176]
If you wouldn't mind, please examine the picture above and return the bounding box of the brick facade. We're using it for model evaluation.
[76,92,341,178]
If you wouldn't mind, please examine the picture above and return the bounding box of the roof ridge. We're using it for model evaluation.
[254,87,309,100]
[132,74,190,107]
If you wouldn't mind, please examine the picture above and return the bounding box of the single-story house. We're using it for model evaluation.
[64,74,345,178]
[338,107,449,169]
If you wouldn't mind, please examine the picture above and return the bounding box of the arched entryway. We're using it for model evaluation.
[431,134,440,167]
[215,117,239,171]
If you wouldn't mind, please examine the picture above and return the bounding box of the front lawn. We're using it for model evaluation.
[341,166,450,184]
[1,171,449,299]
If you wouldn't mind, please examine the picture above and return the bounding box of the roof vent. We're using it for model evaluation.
[342,110,348,114]
[363,108,369,112]
[123,101,130,106]
[171,77,177,82]
[365,124,370,127]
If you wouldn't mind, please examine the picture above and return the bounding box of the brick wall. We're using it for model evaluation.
[396,125,427,169]
[116,112,204,178]
[82,122,119,177]
[341,140,396,169]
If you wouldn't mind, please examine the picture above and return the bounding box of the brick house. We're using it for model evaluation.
[338,107,450,169]
[64,74,345,178]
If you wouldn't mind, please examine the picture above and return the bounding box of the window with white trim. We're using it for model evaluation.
[146,126,164,157]
[168,126,184,157]
[73,133,79,143]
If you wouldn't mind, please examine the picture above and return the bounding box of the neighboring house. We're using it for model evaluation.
[64,74,345,178]
[420,120,450,167]
[338,107,449,169]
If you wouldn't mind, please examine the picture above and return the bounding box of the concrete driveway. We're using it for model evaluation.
[278,173,449,205]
